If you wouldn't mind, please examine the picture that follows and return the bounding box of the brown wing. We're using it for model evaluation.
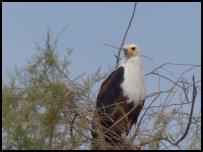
[92,66,144,145]
[96,66,124,115]
[91,67,124,139]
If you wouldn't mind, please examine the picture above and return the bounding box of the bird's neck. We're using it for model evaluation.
[120,56,142,69]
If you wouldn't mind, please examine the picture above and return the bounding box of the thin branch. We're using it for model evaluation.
[162,75,197,145]
[115,2,138,68]
[64,72,86,97]
[173,75,197,145]
[131,94,161,141]
[103,43,120,50]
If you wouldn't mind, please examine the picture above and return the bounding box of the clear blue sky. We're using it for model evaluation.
[2,2,201,101]
[2,1,201,105]
[2,2,201,80]
[2,2,201,149]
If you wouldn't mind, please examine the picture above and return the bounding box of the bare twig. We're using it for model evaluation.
[103,43,120,50]
[64,72,86,97]
[115,2,138,68]
[172,75,197,145]
[154,75,198,146]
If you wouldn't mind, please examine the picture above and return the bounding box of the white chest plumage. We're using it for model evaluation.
[120,56,146,105]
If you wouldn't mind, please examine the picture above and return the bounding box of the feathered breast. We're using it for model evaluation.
[120,56,146,104]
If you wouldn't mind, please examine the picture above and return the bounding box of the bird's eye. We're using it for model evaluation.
[131,47,136,50]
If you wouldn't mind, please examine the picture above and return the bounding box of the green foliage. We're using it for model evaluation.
[2,27,107,150]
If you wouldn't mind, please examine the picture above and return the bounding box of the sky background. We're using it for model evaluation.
[2,2,201,80]
[2,2,201,149]
[2,1,201,109]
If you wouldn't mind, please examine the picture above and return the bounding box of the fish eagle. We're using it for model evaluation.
[91,44,146,148]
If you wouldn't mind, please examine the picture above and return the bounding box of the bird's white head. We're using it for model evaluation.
[123,44,141,57]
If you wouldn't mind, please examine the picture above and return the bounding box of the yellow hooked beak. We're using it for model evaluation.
[123,46,136,55]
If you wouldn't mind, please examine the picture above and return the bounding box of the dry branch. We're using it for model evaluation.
[115,2,138,68]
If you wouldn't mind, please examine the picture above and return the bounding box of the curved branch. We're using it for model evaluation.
[115,2,138,68]
[163,75,197,145]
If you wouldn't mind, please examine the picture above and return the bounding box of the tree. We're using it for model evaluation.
[2,3,201,150]
[2,27,107,150]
